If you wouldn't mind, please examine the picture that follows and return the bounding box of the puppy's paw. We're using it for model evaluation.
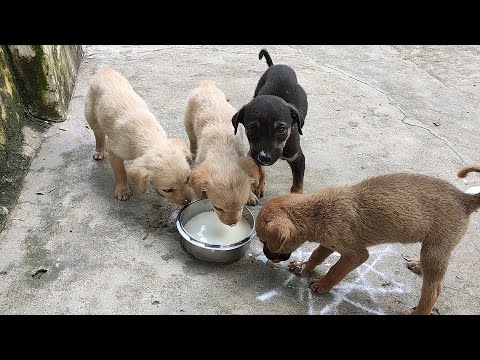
[405,257,422,274]
[288,261,315,276]
[93,151,105,160]
[247,192,259,206]
[309,276,333,293]
[290,184,303,194]
[114,187,131,201]
[410,306,438,315]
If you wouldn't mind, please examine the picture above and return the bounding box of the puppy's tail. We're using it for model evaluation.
[457,164,480,214]
[458,164,480,178]
[259,49,273,67]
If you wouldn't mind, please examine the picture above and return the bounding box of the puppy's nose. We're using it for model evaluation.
[257,150,271,164]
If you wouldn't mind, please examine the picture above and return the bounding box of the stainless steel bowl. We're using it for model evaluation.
[176,199,256,263]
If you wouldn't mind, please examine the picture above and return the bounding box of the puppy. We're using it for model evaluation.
[84,65,193,205]
[232,49,308,194]
[184,80,261,226]
[255,170,480,315]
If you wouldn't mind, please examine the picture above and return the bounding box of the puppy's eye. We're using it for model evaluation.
[247,126,257,134]
[162,188,174,193]
[277,126,287,135]
[213,205,224,213]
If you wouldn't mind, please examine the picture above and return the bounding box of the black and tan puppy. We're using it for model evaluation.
[256,167,480,315]
[232,49,308,194]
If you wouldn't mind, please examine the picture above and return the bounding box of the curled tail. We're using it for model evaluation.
[458,164,480,178]
[457,164,480,213]
[259,49,273,67]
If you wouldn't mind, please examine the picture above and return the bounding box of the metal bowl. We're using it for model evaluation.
[176,199,256,263]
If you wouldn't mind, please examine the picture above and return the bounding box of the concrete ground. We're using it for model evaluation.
[1,45,479,315]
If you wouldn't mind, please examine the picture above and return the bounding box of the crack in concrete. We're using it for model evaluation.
[85,45,205,58]
[400,117,469,165]
[17,201,38,206]
[390,46,480,104]
[26,110,57,123]
[289,48,469,165]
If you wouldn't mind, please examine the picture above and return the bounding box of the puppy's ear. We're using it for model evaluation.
[289,105,304,135]
[190,162,211,199]
[169,138,193,165]
[232,107,245,135]
[238,156,260,187]
[264,217,295,253]
[127,158,150,193]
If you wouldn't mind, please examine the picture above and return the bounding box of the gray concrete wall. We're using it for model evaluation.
[0,45,83,232]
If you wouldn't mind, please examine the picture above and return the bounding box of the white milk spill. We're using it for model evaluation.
[183,211,251,245]
[465,186,480,195]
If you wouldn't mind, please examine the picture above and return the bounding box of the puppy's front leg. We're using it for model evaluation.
[247,192,259,206]
[254,165,266,198]
[289,245,334,276]
[309,249,369,293]
[109,151,131,201]
[287,151,305,194]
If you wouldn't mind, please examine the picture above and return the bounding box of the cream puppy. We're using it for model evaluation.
[85,65,193,205]
[184,80,261,226]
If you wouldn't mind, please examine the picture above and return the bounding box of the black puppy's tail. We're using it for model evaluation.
[259,49,273,67]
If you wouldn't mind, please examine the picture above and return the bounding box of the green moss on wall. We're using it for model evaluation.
[0,45,28,231]
[8,45,60,120]
[0,46,24,169]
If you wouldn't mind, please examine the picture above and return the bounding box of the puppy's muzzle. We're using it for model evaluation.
[257,150,273,166]
[262,243,291,263]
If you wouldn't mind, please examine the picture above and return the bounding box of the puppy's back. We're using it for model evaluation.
[87,65,148,118]
[256,64,308,119]
[186,80,237,132]
[350,173,477,245]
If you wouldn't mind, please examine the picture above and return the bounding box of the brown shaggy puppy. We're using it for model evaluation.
[85,65,193,205]
[184,80,261,226]
[255,169,480,315]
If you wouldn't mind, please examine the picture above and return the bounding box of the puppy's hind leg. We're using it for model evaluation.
[411,240,456,315]
[92,131,106,160]
[183,103,198,160]
[309,249,369,293]
[289,245,334,276]
[85,102,106,160]
[109,151,131,201]
[405,257,422,274]
[287,150,305,194]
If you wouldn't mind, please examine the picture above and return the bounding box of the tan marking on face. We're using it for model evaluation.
[274,122,288,129]
[276,127,291,151]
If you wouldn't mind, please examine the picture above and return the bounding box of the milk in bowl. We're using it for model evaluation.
[183,210,252,246]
